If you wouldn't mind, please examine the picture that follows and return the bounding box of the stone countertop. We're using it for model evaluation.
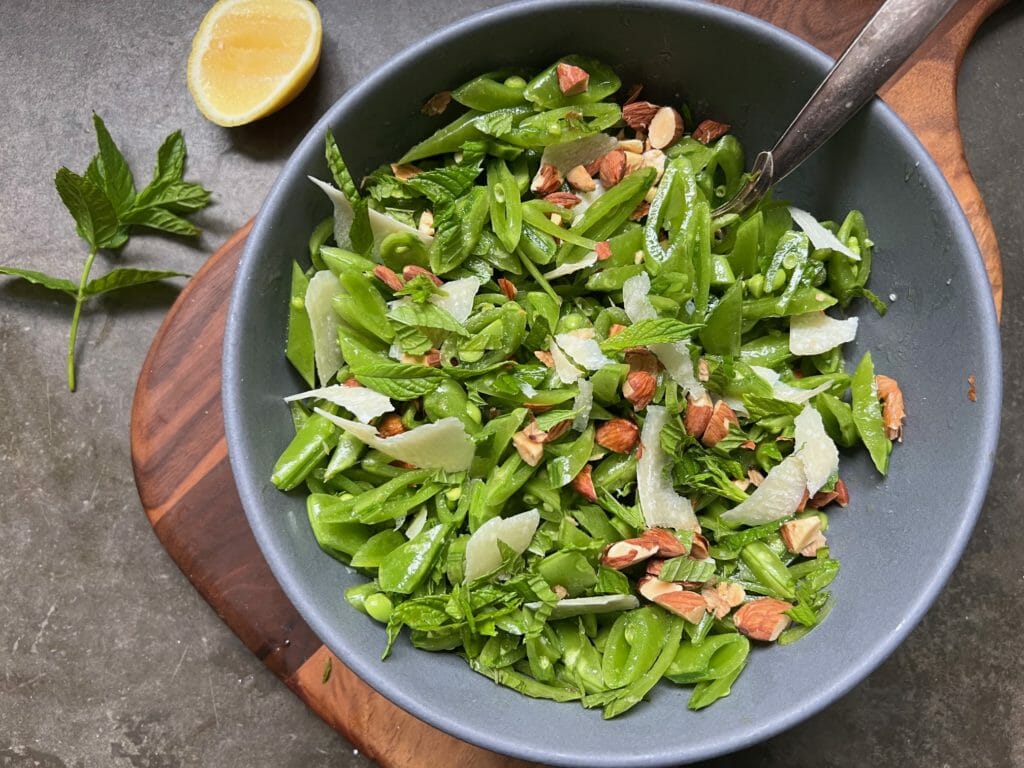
[1,2,1021,766]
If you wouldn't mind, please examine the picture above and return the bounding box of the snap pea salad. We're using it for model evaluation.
[271,56,904,717]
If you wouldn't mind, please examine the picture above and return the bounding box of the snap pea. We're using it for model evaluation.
[323,432,366,480]
[591,452,637,491]
[699,280,743,356]
[307,217,333,271]
[286,261,315,388]
[740,541,796,599]
[851,351,891,475]
[351,529,407,569]
[538,551,598,596]
[487,158,523,252]
[687,657,746,710]
[815,392,859,448]
[601,607,666,689]
[468,658,582,702]
[558,168,655,265]
[271,407,340,491]
[523,55,620,109]
[453,69,530,111]
[320,245,376,276]
[380,231,430,271]
[742,286,837,320]
[601,616,684,719]
[377,524,449,594]
[337,270,395,342]
[666,633,750,684]
[397,110,485,164]
[546,426,594,489]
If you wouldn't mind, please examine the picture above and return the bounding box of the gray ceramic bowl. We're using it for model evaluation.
[223,1,1002,764]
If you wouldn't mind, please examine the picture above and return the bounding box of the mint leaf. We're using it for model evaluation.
[325,130,373,255]
[121,206,198,237]
[55,167,123,250]
[657,556,714,583]
[84,268,188,297]
[599,318,700,353]
[388,301,468,336]
[134,131,186,208]
[394,324,433,355]
[86,114,136,215]
[405,162,482,206]
[356,373,447,399]
[341,336,444,398]
[395,274,443,303]
[0,266,78,297]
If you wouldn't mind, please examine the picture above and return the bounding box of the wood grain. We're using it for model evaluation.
[130,2,1005,766]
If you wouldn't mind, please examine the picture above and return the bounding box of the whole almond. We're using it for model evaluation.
[566,164,596,192]
[734,598,793,642]
[599,150,628,188]
[531,163,563,195]
[596,418,640,453]
[622,100,660,131]
[623,370,656,411]
[692,119,731,145]
[556,62,590,95]
[571,464,598,502]
[544,191,582,208]
[684,392,714,438]
[701,400,739,447]
[647,106,684,149]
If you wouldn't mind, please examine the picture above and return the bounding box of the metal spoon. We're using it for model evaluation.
[714,0,958,219]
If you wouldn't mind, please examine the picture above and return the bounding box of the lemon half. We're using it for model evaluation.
[187,0,322,127]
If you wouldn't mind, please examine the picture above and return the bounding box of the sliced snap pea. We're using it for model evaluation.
[523,55,621,109]
[851,351,892,475]
[286,261,316,388]
[377,524,449,594]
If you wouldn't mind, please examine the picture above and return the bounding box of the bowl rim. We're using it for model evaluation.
[223,0,1003,763]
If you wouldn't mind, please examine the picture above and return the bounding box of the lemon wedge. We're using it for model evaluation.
[187,0,322,127]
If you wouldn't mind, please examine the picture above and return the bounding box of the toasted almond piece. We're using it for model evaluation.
[780,517,823,554]
[421,90,452,116]
[734,598,793,642]
[800,531,828,557]
[343,377,361,388]
[644,185,659,203]
[625,348,660,376]
[608,323,627,337]
[545,191,582,208]
[418,209,435,237]
[747,468,765,487]
[377,414,406,438]
[531,163,563,195]
[583,157,603,176]
[692,119,731,145]
[544,419,573,443]
[372,265,404,292]
[602,539,659,569]
[618,138,645,154]
[556,62,590,95]
[697,357,711,382]
[702,581,746,619]
[648,106,684,149]
[968,374,977,402]
[640,148,667,183]
[684,392,714,438]
[622,100,660,131]
[796,488,810,514]
[571,464,598,502]
[534,350,555,368]
[596,418,640,454]
[641,527,688,557]
[423,349,441,368]
[390,163,421,181]
[623,370,657,411]
[402,264,442,286]
[732,478,751,492]
[497,277,517,300]
[594,240,613,260]
[875,374,906,442]
[566,164,597,192]
[599,150,628,188]
[809,489,838,509]
[524,402,554,413]
[739,440,757,451]
[701,400,739,447]
[512,428,545,467]
[629,201,651,221]
[834,478,850,507]
[689,532,710,561]
[637,577,707,623]
[623,150,644,174]
[645,558,665,576]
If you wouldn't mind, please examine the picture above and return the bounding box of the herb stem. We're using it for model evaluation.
[517,251,561,306]
[67,246,98,392]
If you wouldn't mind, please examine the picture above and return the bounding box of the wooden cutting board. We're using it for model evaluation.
[130,2,1004,765]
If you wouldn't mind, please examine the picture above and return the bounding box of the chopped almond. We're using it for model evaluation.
[689,532,710,561]
[599,150,628,188]
[640,527,688,557]
[534,350,555,368]
[780,517,823,554]
[809,489,839,509]
[623,151,644,176]
[800,531,828,557]
[629,201,651,221]
[418,209,435,237]
[497,277,517,300]
[618,138,645,154]
[684,392,714,438]
[875,374,906,442]
[602,538,659,570]
[583,157,603,176]
[372,265,404,292]
[747,468,765,487]
[625,348,659,376]
[566,164,596,192]
[692,119,730,145]
[421,90,452,116]
[796,488,810,514]
[377,414,406,438]
[571,464,598,502]
[343,377,360,388]
[608,323,627,336]
[556,62,590,95]
[596,418,640,454]
[645,558,665,577]
[594,241,613,260]
[637,577,707,623]
[640,149,667,183]
[647,107,684,149]
[701,400,739,448]
[623,83,644,105]
[734,598,792,642]
[623,370,656,411]
[968,374,977,403]
[402,264,442,286]
[544,419,572,443]
[544,191,582,208]
[512,426,545,467]
[531,163,563,195]
[834,478,850,507]
[389,163,421,181]
[622,100,660,131]
[702,581,746,619]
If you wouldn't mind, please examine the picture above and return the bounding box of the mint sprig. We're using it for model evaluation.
[0,114,211,391]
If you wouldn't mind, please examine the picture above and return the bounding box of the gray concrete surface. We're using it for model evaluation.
[0,2,1021,766]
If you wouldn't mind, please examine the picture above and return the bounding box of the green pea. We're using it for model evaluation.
[768,267,788,293]
[423,379,470,421]
[504,75,527,90]
[363,593,393,623]
[555,313,589,333]
[745,273,765,298]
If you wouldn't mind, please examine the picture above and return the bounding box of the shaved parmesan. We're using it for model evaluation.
[750,365,831,404]
[539,133,618,175]
[284,385,393,423]
[789,311,858,356]
[555,330,613,371]
[788,206,859,261]
[432,277,479,323]
[404,506,429,540]
[720,454,808,526]
[314,410,475,471]
[549,340,583,384]
[524,594,640,619]
[637,406,698,530]
[463,509,540,583]
[543,251,598,280]
[305,270,343,385]
[573,379,593,431]
[310,176,431,254]
[793,405,839,495]
[622,273,658,322]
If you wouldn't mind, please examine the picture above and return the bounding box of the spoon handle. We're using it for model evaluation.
[770,0,958,185]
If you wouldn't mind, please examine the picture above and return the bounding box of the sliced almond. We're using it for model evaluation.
[684,392,714,438]
[692,119,731,145]
[601,538,659,570]
[595,418,640,453]
[566,164,596,192]
[779,516,823,554]
[647,106,684,149]
[599,150,628,188]
[701,400,739,447]
[531,163,563,195]
[622,100,660,131]
[556,62,590,95]
[571,464,598,502]
[544,191,582,208]
[623,370,656,411]
[637,577,707,624]
[733,598,793,642]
